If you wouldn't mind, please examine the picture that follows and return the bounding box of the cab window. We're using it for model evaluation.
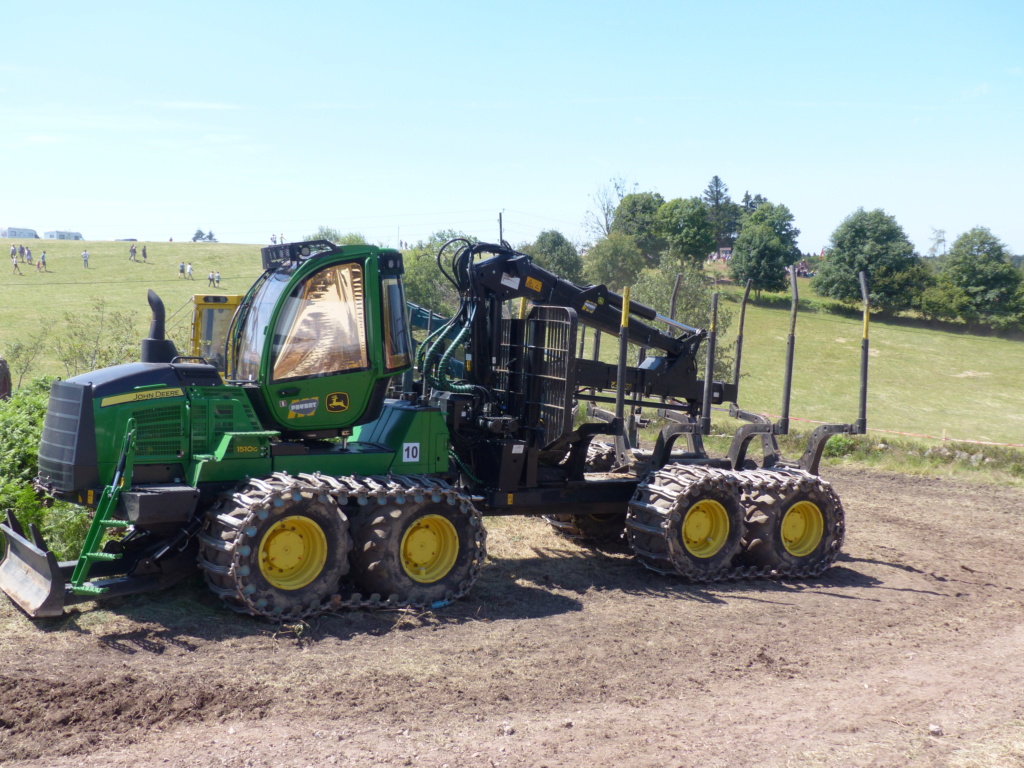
[271,263,368,382]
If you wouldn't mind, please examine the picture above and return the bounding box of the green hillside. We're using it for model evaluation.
[717,299,1023,447]
[0,238,265,375]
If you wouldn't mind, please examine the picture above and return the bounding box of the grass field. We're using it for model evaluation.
[2,237,1022,448]
[715,295,1024,446]
[0,237,265,376]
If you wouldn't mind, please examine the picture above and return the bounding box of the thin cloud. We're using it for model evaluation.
[138,101,242,111]
[202,133,248,144]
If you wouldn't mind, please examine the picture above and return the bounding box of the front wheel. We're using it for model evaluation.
[199,475,352,618]
[350,492,486,608]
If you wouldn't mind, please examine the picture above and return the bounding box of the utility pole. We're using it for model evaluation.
[498,212,503,243]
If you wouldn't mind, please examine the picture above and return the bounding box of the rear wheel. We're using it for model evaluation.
[350,495,485,608]
[199,475,351,618]
[545,442,625,544]
[742,471,844,572]
[545,512,627,544]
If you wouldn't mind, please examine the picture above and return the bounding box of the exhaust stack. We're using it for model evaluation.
[140,290,179,364]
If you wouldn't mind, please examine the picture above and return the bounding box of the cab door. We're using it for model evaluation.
[260,257,381,434]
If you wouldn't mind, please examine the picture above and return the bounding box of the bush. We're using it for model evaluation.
[823,433,857,458]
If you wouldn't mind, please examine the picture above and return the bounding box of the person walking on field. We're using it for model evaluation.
[8,244,14,261]
[142,245,147,263]
[186,262,194,280]
[129,243,137,261]
[11,252,22,275]
[17,244,24,262]
[179,261,185,278]
[214,271,220,288]
[39,250,47,272]
[82,249,90,268]
[24,247,32,265]
[207,271,215,287]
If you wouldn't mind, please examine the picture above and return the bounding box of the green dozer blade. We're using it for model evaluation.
[0,509,65,618]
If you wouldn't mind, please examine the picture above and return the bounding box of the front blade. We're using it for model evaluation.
[0,510,65,618]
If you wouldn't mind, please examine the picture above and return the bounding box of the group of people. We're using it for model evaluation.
[8,242,227,287]
[177,261,220,287]
[127,243,148,262]
[269,234,286,245]
[10,243,47,274]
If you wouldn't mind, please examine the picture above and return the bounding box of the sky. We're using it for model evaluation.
[1,1,1022,256]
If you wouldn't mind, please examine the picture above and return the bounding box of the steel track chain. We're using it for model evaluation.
[199,471,486,622]
[626,463,845,583]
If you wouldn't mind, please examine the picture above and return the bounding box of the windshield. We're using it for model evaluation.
[230,272,292,381]
[271,262,368,382]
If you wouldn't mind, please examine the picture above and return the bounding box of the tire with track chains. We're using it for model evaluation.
[349,485,487,608]
[739,467,845,572]
[198,472,485,621]
[626,464,845,582]
[545,441,626,544]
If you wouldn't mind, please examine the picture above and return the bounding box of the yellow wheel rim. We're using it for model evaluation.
[258,515,328,590]
[400,514,459,584]
[681,499,730,558]
[780,501,825,557]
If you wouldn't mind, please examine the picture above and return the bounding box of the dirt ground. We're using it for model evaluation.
[2,466,1024,768]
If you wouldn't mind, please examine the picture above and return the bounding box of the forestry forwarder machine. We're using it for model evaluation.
[0,239,870,620]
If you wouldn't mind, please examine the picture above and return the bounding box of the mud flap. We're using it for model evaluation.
[0,510,65,618]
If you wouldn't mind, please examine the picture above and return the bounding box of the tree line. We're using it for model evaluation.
[518,177,1024,332]
[306,194,1024,334]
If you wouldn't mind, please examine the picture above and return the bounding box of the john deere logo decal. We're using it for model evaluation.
[287,397,319,418]
[101,387,184,407]
[326,392,349,412]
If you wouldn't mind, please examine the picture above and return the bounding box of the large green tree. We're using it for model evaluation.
[934,227,1023,327]
[583,232,644,290]
[745,202,800,254]
[729,224,790,298]
[610,191,666,265]
[656,197,716,267]
[520,230,584,284]
[812,208,929,313]
[728,202,801,298]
